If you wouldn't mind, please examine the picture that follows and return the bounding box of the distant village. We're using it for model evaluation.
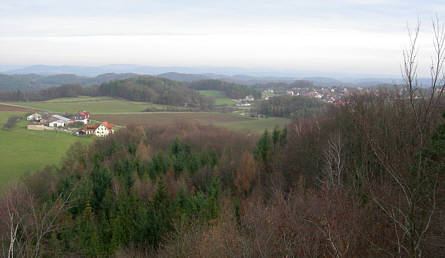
[26,111,114,137]
[261,85,425,104]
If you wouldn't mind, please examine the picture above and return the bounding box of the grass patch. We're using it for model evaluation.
[8,97,175,114]
[198,90,234,106]
[0,111,93,189]
[92,112,289,134]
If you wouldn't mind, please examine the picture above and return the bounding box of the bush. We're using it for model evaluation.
[2,115,21,130]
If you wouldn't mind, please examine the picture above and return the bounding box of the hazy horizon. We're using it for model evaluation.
[1,0,444,77]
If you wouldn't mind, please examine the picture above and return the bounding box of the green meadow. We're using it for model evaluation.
[0,111,92,189]
[8,96,176,114]
[198,90,234,105]
[92,112,290,134]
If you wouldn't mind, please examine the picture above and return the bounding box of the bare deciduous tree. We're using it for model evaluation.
[323,132,344,188]
[359,17,445,257]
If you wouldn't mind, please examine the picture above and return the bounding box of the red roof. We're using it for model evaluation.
[102,122,114,130]
[78,111,90,118]
[84,122,113,131]
[85,124,99,130]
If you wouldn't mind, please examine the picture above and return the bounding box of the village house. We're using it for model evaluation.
[79,122,114,137]
[26,113,42,121]
[244,95,255,102]
[73,111,90,125]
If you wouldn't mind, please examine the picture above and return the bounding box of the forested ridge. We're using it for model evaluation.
[96,77,214,109]
[1,87,444,257]
[188,79,261,99]
[0,76,263,110]
[0,73,141,91]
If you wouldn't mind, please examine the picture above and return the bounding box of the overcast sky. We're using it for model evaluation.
[1,0,444,76]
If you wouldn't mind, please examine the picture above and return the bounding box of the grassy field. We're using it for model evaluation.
[0,111,92,189]
[198,90,234,105]
[92,112,289,134]
[6,97,177,114]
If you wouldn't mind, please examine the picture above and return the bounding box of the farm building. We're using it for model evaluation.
[79,122,114,137]
[51,115,72,123]
[27,113,42,121]
[49,120,65,127]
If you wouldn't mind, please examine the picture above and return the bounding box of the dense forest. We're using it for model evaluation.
[96,77,214,109]
[188,79,261,99]
[253,95,326,118]
[1,86,444,257]
[0,73,140,91]
[0,84,85,102]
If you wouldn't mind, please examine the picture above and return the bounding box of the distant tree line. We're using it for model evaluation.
[188,79,261,99]
[0,84,85,102]
[253,95,326,118]
[0,77,215,110]
[0,73,140,91]
[96,77,214,109]
[250,79,315,91]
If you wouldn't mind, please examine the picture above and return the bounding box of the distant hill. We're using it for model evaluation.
[302,77,344,87]
[97,76,213,109]
[3,64,429,88]
[188,79,261,99]
[0,73,140,91]
[0,74,45,91]
[157,72,210,82]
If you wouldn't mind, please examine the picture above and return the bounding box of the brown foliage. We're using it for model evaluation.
[234,151,258,196]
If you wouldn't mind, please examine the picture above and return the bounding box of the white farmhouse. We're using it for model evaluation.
[49,120,65,127]
[80,122,114,137]
[27,113,42,121]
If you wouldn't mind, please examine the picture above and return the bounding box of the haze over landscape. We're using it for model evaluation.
[1,0,444,77]
[1,1,445,257]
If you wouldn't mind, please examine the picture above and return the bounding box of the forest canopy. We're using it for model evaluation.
[253,95,326,118]
[188,79,261,99]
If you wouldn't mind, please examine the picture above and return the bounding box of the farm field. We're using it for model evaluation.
[0,97,288,187]
[92,112,290,133]
[198,90,234,105]
[0,103,35,112]
[0,111,93,189]
[6,96,177,114]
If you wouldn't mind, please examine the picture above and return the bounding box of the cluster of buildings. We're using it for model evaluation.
[283,87,354,104]
[234,95,255,107]
[26,111,114,137]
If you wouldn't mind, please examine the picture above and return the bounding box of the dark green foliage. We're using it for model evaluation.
[23,126,240,257]
[254,130,274,173]
[254,95,325,118]
[0,73,139,92]
[2,115,20,130]
[188,79,261,99]
[97,76,214,109]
